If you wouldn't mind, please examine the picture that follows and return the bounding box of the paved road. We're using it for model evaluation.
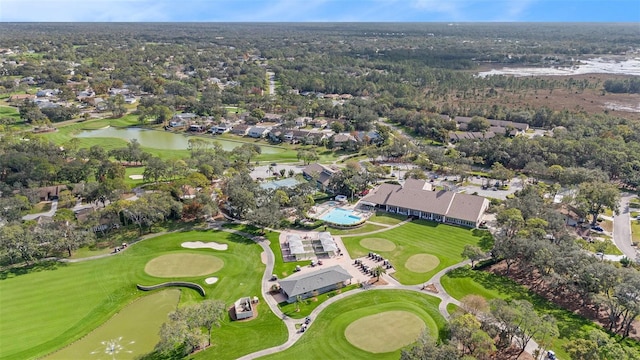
[613,193,638,260]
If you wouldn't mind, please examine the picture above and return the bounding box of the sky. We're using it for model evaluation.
[1,0,639,22]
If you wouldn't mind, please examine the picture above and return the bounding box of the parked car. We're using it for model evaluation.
[591,225,604,232]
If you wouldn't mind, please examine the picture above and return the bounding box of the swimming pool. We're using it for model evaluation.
[321,208,363,226]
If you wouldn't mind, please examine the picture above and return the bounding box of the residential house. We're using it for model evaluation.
[295,117,311,128]
[361,179,489,228]
[332,133,357,148]
[172,113,198,123]
[354,130,382,145]
[211,123,233,134]
[230,124,250,136]
[108,88,130,96]
[310,118,328,129]
[188,124,205,132]
[124,96,137,104]
[302,163,338,191]
[36,185,68,201]
[36,89,58,97]
[262,113,282,123]
[448,131,496,143]
[278,265,352,303]
[247,126,270,138]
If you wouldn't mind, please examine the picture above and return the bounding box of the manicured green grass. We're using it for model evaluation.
[441,267,640,360]
[45,289,180,360]
[367,212,407,226]
[343,220,485,285]
[221,224,310,278]
[0,105,20,120]
[405,254,440,273]
[360,238,396,252]
[0,230,286,360]
[345,311,425,353]
[632,220,640,244]
[328,223,387,236]
[260,290,446,360]
[144,253,224,277]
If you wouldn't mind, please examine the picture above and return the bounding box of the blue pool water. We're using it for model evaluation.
[321,208,362,225]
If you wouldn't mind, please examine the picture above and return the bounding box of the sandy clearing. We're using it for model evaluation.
[260,252,267,265]
[181,241,228,251]
[205,277,219,284]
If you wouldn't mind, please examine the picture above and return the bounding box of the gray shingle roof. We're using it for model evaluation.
[279,265,351,298]
[361,181,487,223]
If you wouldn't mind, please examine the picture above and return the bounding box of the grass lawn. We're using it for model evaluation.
[367,212,407,226]
[632,220,640,244]
[0,230,286,360]
[0,105,20,120]
[343,220,486,285]
[26,201,52,214]
[260,290,446,360]
[328,223,387,236]
[576,238,623,256]
[441,267,640,360]
[45,289,180,360]
[221,223,311,278]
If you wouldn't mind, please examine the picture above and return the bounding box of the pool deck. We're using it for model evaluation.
[309,201,371,224]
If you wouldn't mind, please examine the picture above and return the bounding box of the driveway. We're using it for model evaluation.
[613,194,638,260]
[22,199,58,221]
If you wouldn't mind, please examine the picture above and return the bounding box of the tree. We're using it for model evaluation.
[467,116,490,132]
[192,300,225,347]
[52,208,94,257]
[496,208,525,239]
[155,300,225,356]
[400,332,462,360]
[449,313,495,359]
[461,244,485,268]
[372,265,386,282]
[251,202,282,234]
[107,94,127,118]
[575,181,620,226]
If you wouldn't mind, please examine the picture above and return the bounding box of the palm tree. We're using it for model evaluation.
[373,265,386,282]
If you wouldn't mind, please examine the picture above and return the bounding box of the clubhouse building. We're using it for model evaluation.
[279,265,352,303]
[360,179,489,228]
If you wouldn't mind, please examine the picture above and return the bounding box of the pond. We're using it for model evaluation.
[75,127,282,153]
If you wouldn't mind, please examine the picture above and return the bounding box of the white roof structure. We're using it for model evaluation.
[318,232,338,253]
[287,234,306,255]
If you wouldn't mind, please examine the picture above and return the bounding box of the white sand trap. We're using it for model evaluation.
[182,241,228,251]
[205,277,219,284]
[129,174,144,180]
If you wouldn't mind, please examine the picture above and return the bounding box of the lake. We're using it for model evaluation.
[75,127,281,153]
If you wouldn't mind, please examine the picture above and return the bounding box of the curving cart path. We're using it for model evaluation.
[219,222,543,360]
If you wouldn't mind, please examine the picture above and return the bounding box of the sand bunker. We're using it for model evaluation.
[128,174,144,180]
[205,277,219,284]
[182,241,228,251]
